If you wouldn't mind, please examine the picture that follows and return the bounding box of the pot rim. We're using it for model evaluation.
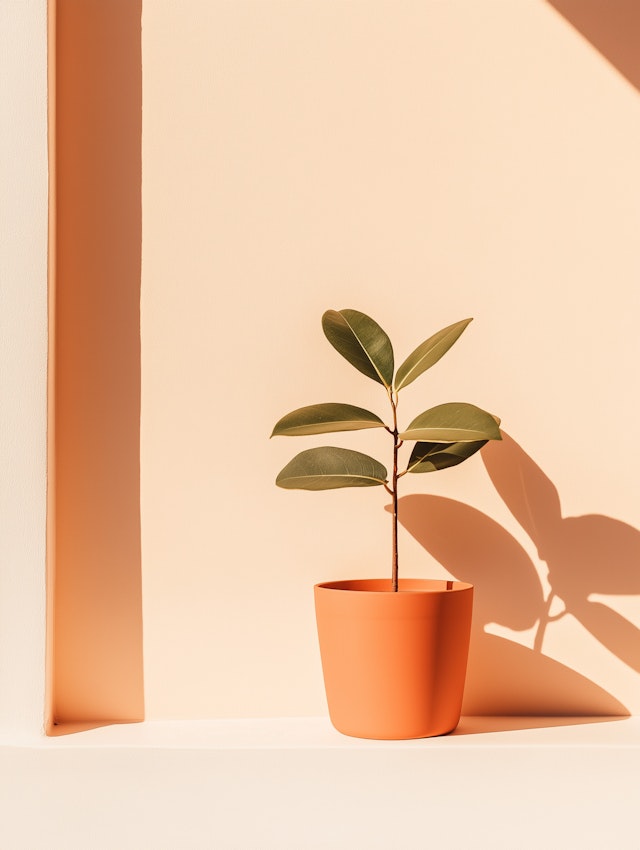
[315,578,473,594]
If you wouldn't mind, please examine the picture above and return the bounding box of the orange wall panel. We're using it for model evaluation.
[48,0,143,730]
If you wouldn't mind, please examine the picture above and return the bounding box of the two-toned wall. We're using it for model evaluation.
[3,0,640,735]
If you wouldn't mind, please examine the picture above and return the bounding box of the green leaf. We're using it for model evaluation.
[394,318,472,392]
[276,447,388,490]
[271,403,386,437]
[322,309,394,389]
[399,403,502,443]
[406,439,488,473]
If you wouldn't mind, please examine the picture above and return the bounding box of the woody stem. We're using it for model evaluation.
[390,391,401,592]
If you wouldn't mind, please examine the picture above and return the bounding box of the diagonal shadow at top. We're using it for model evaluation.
[547,0,640,93]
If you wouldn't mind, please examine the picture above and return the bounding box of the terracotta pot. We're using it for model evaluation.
[314,578,473,740]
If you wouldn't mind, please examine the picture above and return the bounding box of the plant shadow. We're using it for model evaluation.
[452,715,629,736]
[395,431,640,723]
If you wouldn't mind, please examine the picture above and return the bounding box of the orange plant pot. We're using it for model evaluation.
[314,578,473,740]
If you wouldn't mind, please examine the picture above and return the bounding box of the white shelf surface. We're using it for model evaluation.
[1,716,638,849]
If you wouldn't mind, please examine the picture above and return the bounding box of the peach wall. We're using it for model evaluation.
[141,0,640,717]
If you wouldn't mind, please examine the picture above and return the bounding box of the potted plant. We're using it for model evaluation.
[272,309,501,739]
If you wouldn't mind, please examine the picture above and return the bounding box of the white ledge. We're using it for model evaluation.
[23,713,640,749]
[1,717,638,850]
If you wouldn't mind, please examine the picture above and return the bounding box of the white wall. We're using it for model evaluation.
[0,0,48,736]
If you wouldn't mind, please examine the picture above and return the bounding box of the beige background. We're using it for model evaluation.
[0,10,637,849]
[141,0,640,718]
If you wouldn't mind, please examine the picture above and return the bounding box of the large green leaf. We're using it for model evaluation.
[322,309,394,388]
[394,318,472,392]
[271,403,386,437]
[399,403,502,443]
[406,439,488,473]
[276,446,388,490]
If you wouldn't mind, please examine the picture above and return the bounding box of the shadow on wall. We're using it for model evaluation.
[547,0,640,92]
[397,431,640,718]
[50,0,143,733]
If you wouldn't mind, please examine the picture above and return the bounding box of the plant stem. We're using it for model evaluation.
[390,391,401,592]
